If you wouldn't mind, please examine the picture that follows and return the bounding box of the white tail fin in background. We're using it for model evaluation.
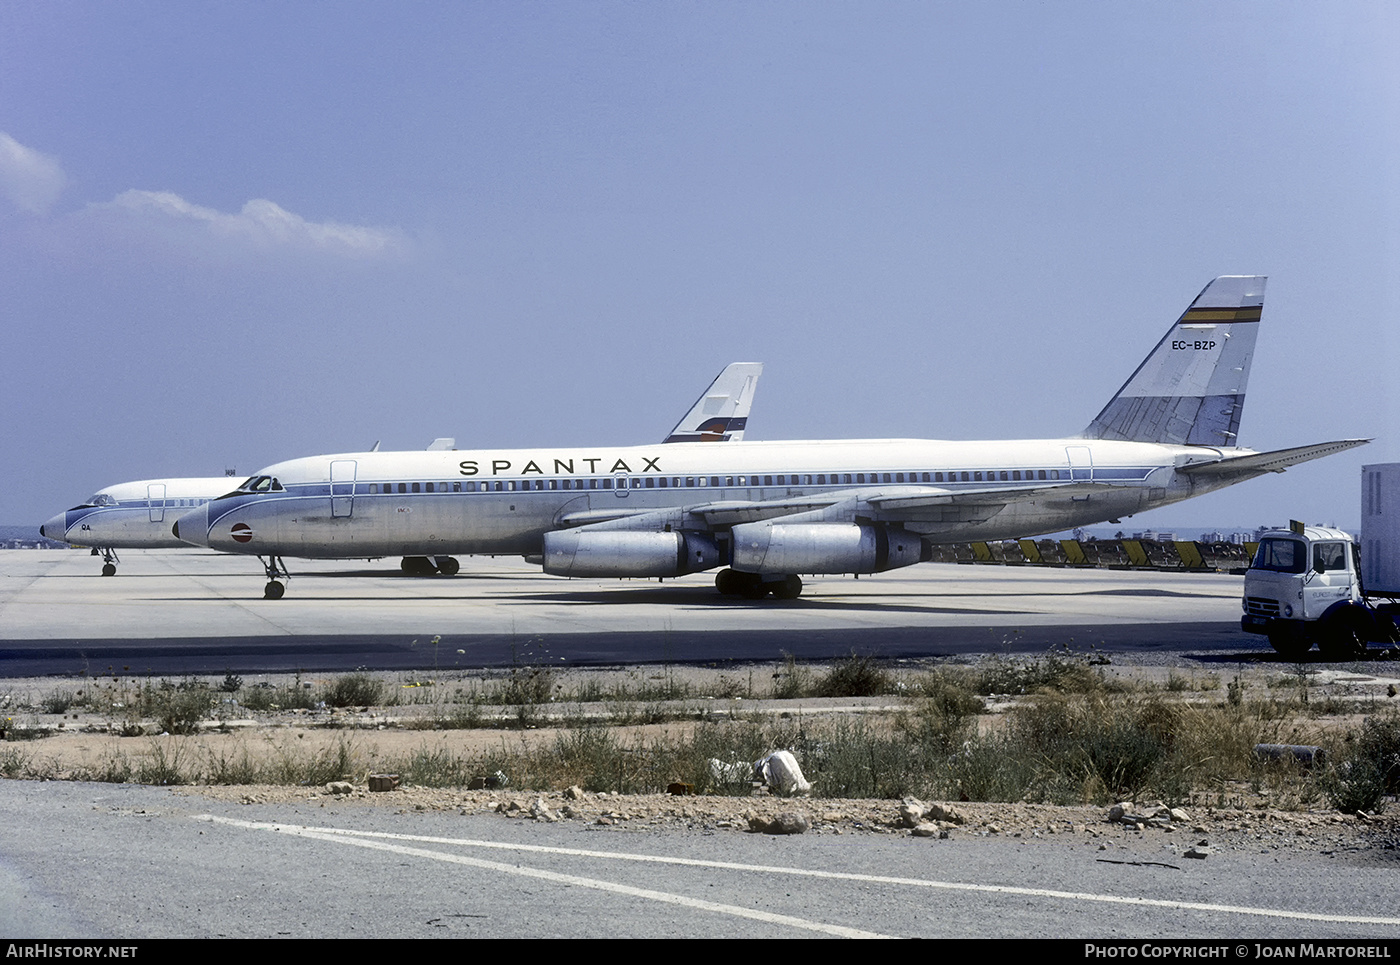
[663,362,763,443]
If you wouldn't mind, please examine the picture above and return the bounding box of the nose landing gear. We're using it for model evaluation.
[259,555,290,599]
[94,547,120,576]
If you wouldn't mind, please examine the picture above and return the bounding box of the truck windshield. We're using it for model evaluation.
[1252,537,1307,574]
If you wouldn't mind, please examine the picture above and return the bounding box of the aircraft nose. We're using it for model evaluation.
[173,505,210,547]
[40,514,67,541]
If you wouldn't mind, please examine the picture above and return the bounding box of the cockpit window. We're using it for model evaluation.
[237,475,285,493]
[81,493,116,507]
[1252,537,1307,574]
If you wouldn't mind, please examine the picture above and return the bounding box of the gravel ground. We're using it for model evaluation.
[7,654,1400,857]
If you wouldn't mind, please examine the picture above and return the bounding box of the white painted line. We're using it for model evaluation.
[198,815,1400,929]
[198,815,891,938]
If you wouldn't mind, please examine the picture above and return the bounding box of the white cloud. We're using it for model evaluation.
[0,132,66,214]
[100,189,405,256]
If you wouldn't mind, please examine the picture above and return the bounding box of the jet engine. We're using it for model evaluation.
[542,529,722,578]
[729,521,921,575]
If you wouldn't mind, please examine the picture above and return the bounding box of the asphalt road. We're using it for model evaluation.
[4,781,1399,940]
[1,548,1265,676]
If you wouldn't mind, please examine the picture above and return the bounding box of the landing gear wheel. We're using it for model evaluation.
[258,555,290,598]
[401,556,437,576]
[741,579,772,600]
[715,569,743,595]
[771,575,803,600]
[1268,632,1311,659]
[101,563,117,577]
[435,557,460,576]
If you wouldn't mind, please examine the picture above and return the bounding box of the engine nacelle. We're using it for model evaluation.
[730,522,921,575]
[542,529,722,578]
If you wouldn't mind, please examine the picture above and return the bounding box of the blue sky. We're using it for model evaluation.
[3,1,1396,531]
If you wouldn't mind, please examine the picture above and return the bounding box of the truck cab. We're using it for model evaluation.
[1242,523,1393,659]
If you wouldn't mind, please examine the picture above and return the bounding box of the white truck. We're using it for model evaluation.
[1241,522,1400,659]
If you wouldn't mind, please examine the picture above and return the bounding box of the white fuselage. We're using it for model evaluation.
[174,437,1230,561]
[42,478,237,550]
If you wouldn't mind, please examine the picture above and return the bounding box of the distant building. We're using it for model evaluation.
[1133,530,1177,542]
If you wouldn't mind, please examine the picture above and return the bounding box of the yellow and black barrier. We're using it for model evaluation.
[939,538,1252,573]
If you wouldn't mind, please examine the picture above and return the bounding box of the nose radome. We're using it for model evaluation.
[173,506,210,547]
[40,514,66,541]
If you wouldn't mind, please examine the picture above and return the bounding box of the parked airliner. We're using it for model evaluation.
[42,363,762,577]
[174,277,1366,600]
[41,477,237,575]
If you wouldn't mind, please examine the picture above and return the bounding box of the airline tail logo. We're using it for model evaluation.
[663,417,747,443]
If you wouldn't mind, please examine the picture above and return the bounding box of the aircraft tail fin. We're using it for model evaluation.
[1083,275,1265,446]
[663,362,763,443]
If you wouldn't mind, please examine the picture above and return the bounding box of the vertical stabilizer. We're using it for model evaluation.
[1083,275,1264,446]
[663,362,763,442]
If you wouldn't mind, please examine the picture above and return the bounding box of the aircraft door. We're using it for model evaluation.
[147,483,167,522]
[1065,446,1093,481]
[613,471,629,497]
[331,460,356,517]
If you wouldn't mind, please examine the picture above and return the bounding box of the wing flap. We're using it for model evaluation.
[866,481,1113,512]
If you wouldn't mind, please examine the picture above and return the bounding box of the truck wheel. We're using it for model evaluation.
[1318,617,1368,661]
[1268,633,1310,659]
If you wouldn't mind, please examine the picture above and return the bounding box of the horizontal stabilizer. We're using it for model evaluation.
[1179,439,1370,476]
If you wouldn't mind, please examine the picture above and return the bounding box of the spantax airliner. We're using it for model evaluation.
[173,277,1366,600]
[44,362,762,577]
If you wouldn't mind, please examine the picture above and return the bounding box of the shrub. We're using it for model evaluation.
[322,672,384,708]
[816,652,892,697]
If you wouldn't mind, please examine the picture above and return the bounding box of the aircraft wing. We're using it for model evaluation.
[559,481,1114,536]
[1178,439,1369,477]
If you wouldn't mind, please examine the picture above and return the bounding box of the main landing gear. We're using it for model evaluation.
[259,555,290,600]
[714,568,803,600]
[400,556,460,576]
